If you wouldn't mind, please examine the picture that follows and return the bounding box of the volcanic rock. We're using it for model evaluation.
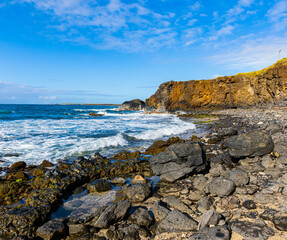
[156,209,197,234]
[146,59,287,111]
[119,99,145,111]
[226,130,274,158]
[10,161,26,171]
[129,207,153,228]
[205,177,235,197]
[231,220,275,240]
[87,179,112,193]
[152,200,171,222]
[149,142,206,182]
[116,183,152,203]
[36,218,67,240]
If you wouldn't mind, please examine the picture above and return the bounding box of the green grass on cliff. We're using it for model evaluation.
[236,58,287,78]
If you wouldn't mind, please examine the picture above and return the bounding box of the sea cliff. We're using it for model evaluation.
[146,59,287,112]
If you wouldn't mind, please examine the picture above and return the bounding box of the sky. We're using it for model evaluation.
[0,0,286,104]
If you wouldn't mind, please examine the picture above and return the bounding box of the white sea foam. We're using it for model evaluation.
[128,117,195,140]
[0,110,196,166]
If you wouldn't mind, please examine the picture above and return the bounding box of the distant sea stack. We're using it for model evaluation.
[119,99,145,111]
[146,59,287,112]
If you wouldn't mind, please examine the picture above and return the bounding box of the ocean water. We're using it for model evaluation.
[0,104,196,167]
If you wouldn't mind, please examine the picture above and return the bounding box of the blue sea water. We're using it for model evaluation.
[0,104,196,167]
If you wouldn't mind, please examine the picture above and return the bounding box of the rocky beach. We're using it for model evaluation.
[1,60,287,240]
[1,107,287,240]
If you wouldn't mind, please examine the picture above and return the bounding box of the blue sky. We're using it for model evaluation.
[0,0,286,104]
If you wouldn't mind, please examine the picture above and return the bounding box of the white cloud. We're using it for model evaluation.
[183,27,203,46]
[209,25,235,41]
[190,2,202,11]
[267,1,287,22]
[238,0,254,7]
[266,1,287,30]
[210,34,287,69]
[12,0,177,52]
[187,19,198,26]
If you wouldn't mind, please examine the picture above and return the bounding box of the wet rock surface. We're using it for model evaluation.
[36,218,67,240]
[87,179,112,193]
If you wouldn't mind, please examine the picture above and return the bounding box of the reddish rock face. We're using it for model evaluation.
[146,60,287,112]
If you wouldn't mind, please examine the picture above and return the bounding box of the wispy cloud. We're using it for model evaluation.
[210,34,287,70]
[266,0,287,30]
[5,0,285,60]
[12,0,177,52]
[190,2,202,11]
[208,25,235,41]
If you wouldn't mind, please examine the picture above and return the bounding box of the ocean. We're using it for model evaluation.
[0,104,196,167]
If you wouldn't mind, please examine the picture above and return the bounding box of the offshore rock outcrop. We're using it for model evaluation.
[119,99,145,111]
[146,59,287,112]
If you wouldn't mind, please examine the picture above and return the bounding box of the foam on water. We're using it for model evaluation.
[0,105,196,166]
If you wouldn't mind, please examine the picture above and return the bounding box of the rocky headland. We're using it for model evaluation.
[146,58,287,112]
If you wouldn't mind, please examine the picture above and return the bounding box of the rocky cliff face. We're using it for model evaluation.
[146,59,287,112]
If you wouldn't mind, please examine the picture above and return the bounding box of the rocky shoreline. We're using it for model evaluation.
[1,108,287,239]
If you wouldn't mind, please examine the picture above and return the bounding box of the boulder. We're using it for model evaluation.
[149,142,206,183]
[116,183,152,203]
[40,160,54,168]
[110,177,126,185]
[119,99,145,111]
[188,189,204,201]
[87,179,112,193]
[10,161,26,171]
[131,175,147,184]
[106,224,143,240]
[205,177,235,197]
[226,130,274,158]
[36,218,67,240]
[129,207,153,228]
[227,169,249,186]
[196,196,214,213]
[67,222,87,235]
[156,209,197,234]
[219,128,238,137]
[162,195,193,215]
[198,210,223,230]
[94,200,131,229]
